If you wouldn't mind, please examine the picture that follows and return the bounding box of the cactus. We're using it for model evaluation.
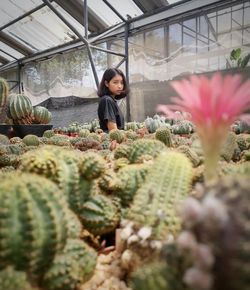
[98,169,120,193]
[48,135,71,147]
[79,194,121,236]
[22,134,40,146]
[128,151,193,240]
[113,143,131,159]
[155,127,173,147]
[0,133,10,144]
[220,131,238,161]
[236,133,250,151]
[116,164,149,207]
[177,145,200,167]
[0,153,20,167]
[0,78,9,123]
[179,176,250,290]
[109,129,125,143]
[43,239,97,290]
[43,129,55,138]
[145,116,166,133]
[125,121,138,131]
[0,266,34,290]
[79,152,106,180]
[172,120,194,135]
[128,139,165,164]
[7,94,33,124]
[0,172,69,276]
[32,106,52,124]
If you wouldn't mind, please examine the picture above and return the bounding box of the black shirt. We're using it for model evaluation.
[98,95,125,132]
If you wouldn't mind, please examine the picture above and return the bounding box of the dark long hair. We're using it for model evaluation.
[97,68,129,99]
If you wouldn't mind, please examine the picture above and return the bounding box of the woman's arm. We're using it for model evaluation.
[107,120,117,131]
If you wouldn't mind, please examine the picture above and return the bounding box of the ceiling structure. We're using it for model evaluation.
[0,0,231,76]
[0,0,183,68]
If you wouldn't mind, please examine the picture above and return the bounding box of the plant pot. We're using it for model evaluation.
[12,124,53,138]
[0,124,14,138]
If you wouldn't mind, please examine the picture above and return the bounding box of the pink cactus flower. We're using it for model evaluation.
[157,73,250,184]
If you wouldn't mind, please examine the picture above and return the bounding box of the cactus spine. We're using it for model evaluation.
[128,151,193,239]
[0,172,69,276]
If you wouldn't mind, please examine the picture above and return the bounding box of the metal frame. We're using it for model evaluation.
[0,0,247,121]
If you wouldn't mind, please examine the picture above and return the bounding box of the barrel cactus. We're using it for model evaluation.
[0,172,69,277]
[43,239,97,290]
[79,152,106,180]
[33,106,52,124]
[155,127,173,147]
[79,194,121,236]
[109,129,125,143]
[0,266,34,290]
[128,139,165,163]
[7,94,33,124]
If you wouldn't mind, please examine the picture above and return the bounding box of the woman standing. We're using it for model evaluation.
[97,68,129,132]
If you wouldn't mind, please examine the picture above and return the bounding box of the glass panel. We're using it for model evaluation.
[87,0,122,26]
[217,8,231,34]
[105,0,143,20]
[169,23,182,54]
[3,5,78,52]
[0,50,15,61]
[145,28,165,57]
[0,0,42,26]
[0,41,25,59]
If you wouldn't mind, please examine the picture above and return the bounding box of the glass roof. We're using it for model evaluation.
[0,0,184,69]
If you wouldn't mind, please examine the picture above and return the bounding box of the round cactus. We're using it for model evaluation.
[0,172,70,276]
[7,94,33,124]
[22,134,40,146]
[43,239,97,290]
[79,194,121,236]
[79,152,106,180]
[0,266,34,290]
[155,127,172,147]
[32,106,52,124]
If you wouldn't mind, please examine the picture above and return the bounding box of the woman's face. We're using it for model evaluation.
[105,74,124,96]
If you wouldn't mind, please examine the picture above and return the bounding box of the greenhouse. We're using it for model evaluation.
[0,0,250,289]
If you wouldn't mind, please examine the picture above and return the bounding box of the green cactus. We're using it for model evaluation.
[220,131,238,162]
[113,143,131,159]
[22,134,40,146]
[0,153,20,167]
[128,151,193,239]
[79,152,106,180]
[155,127,173,147]
[125,121,138,131]
[79,194,121,236]
[116,164,149,207]
[172,120,193,135]
[0,266,34,290]
[0,133,10,144]
[98,169,120,193]
[48,135,71,147]
[32,106,51,124]
[20,146,80,202]
[236,133,250,151]
[43,239,97,290]
[7,94,33,124]
[109,129,125,143]
[177,145,200,167]
[0,172,69,276]
[69,178,100,215]
[128,139,165,164]
[43,129,55,138]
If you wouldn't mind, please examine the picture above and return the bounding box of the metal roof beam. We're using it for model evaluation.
[0,1,54,32]
[54,0,108,33]
[0,55,9,64]
[0,32,33,56]
[0,49,18,60]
